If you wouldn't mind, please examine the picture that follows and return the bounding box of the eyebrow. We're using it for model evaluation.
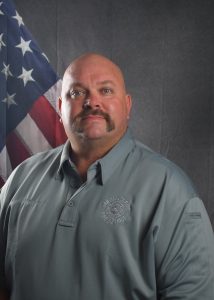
[69,82,85,88]
[70,80,116,88]
[97,80,115,86]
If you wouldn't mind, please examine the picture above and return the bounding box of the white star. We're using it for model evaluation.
[0,33,6,50]
[2,93,17,108]
[16,37,32,56]
[18,67,35,86]
[42,52,49,62]
[0,2,3,15]
[12,11,24,27]
[1,63,13,79]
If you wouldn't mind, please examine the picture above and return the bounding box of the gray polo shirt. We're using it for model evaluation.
[0,130,214,300]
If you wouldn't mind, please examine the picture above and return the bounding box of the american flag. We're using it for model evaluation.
[0,0,67,187]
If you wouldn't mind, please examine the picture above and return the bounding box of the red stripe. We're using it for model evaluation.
[6,131,31,169]
[29,96,67,147]
[0,176,5,188]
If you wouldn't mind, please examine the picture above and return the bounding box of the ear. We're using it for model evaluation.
[126,94,132,118]
[58,97,62,115]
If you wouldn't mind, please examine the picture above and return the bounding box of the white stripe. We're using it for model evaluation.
[15,114,51,154]
[0,146,12,181]
[44,80,62,114]
[0,82,61,182]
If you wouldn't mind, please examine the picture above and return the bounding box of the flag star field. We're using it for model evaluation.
[0,0,67,187]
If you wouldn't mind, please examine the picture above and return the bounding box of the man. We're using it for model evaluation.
[0,53,214,300]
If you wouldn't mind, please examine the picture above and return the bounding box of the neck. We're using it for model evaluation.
[69,134,123,181]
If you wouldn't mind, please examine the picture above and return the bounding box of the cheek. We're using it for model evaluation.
[106,102,129,121]
[61,103,70,122]
[61,101,81,121]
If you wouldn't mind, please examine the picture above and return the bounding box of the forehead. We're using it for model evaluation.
[63,57,125,89]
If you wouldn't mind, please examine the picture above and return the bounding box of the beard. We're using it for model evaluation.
[71,108,115,134]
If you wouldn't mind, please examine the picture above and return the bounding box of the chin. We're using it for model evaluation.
[84,131,108,140]
[78,126,111,139]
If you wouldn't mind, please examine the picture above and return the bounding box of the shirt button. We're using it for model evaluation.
[68,200,74,207]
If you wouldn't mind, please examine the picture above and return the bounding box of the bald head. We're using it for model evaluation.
[62,53,127,93]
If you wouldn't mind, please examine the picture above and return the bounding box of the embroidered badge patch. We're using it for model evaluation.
[102,196,130,225]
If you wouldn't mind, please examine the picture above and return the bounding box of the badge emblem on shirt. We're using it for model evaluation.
[102,196,130,225]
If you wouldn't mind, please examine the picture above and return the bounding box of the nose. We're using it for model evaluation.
[82,92,100,110]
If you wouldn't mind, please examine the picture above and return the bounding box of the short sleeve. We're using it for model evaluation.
[156,197,214,299]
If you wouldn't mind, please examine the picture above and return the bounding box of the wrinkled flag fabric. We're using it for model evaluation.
[0,0,67,187]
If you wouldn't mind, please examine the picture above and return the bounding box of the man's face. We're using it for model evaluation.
[59,55,132,145]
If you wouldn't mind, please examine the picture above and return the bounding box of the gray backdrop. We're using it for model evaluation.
[14,0,214,228]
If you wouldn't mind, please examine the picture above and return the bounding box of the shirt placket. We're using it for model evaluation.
[58,163,97,228]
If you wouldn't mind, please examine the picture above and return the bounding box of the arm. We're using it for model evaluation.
[156,196,214,299]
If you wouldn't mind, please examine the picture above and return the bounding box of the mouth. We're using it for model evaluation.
[80,109,108,121]
[82,114,105,121]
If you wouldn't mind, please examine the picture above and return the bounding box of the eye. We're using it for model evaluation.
[101,87,113,95]
[69,89,86,99]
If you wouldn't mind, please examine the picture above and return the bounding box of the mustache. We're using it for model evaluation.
[74,108,112,123]
[72,108,115,133]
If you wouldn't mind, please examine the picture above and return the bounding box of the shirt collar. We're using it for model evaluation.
[56,140,72,179]
[97,129,135,185]
[56,129,135,184]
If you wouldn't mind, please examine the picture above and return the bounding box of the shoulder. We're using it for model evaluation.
[19,144,64,168]
[131,138,197,198]
[1,145,64,198]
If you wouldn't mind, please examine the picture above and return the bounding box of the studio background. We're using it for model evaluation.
[14,0,214,228]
